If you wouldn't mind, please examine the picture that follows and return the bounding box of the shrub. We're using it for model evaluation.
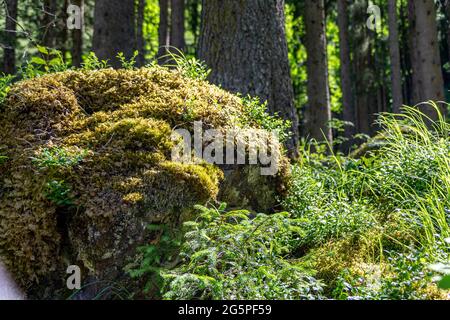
[160,204,324,300]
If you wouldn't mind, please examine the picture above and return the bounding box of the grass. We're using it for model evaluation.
[151,103,450,300]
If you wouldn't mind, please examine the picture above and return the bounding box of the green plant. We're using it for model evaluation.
[0,155,8,165]
[82,52,110,70]
[117,51,139,70]
[20,46,70,79]
[0,73,14,106]
[31,147,87,171]
[44,180,74,207]
[241,96,292,143]
[161,204,323,300]
[164,48,211,81]
[128,224,181,297]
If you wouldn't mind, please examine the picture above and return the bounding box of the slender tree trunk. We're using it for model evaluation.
[388,0,403,113]
[71,0,84,67]
[304,0,332,144]
[408,0,420,105]
[42,0,58,48]
[158,0,170,63]
[3,0,18,74]
[170,0,185,52]
[136,0,146,66]
[445,0,450,63]
[93,0,136,68]
[337,0,355,149]
[198,0,299,157]
[408,0,445,119]
[59,0,69,60]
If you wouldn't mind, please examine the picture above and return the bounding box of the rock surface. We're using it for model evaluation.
[0,67,289,299]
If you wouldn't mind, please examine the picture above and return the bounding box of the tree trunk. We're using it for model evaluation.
[42,0,58,48]
[408,0,445,119]
[158,0,170,63]
[3,0,18,74]
[71,0,84,67]
[198,0,299,157]
[445,0,450,63]
[170,0,185,52]
[93,0,136,68]
[136,0,146,66]
[304,0,332,144]
[337,0,355,149]
[388,0,403,113]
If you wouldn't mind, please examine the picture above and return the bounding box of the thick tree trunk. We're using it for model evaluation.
[170,0,185,52]
[408,0,445,119]
[136,0,146,66]
[158,0,170,63]
[304,0,332,144]
[388,0,403,113]
[3,0,18,74]
[93,0,136,68]
[42,0,58,48]
[71,0,84,67]
[337,0,355,148]
[198,0,299,157]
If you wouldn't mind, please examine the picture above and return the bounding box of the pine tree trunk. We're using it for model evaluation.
[388,0,403,113]
[198,0,299,157]
[337,0,355,147]
[304,0,332,144]
[3,0,18,74]
[136,0,146,66]
[93,0,136,68]
[71,0,84,68]
[170,0,185,52]
[158,0,170,63]
[409,0,445,119]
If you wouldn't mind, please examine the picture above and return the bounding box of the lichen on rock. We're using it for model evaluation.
[0,66,289,298]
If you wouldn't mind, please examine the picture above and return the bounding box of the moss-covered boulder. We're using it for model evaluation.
[0,67,289,299]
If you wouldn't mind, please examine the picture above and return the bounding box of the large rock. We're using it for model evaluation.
[0,67,289,299]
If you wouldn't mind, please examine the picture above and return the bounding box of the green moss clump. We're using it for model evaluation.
[0,67,288,297]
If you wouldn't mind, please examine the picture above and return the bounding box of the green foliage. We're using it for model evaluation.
[165,49,211,81]
[117,51,139,70]
[44,180,74,207]
[31,147,87,170]
[333,249,438,300]
[241,96,292,143]
[20,46,70,79]
[161,204,324,300]
[81,52,110,70]
[128,224,181,296]
[0,74,14,106]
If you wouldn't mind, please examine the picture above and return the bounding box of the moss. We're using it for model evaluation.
[0,67,288,296]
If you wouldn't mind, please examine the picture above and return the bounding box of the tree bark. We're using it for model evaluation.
[3,0,18,74]
[170,0,185,52]
[42,0,58,48]
[136,0,146,66]
[71,0,84,67]
[408,0,445,119]
[388,0,403,113]
[445,0,450,63]
[158,0,170,63]
[337,0,355,148]
[198,0,299,157]
[304,0,332,144]
[93,0,136,68]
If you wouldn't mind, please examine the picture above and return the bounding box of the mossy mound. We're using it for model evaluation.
[0,67,288,298]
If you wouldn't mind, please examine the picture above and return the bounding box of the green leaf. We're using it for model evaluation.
[31,57,47,65]
[36,45,49,55]
[438,275,450,290]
